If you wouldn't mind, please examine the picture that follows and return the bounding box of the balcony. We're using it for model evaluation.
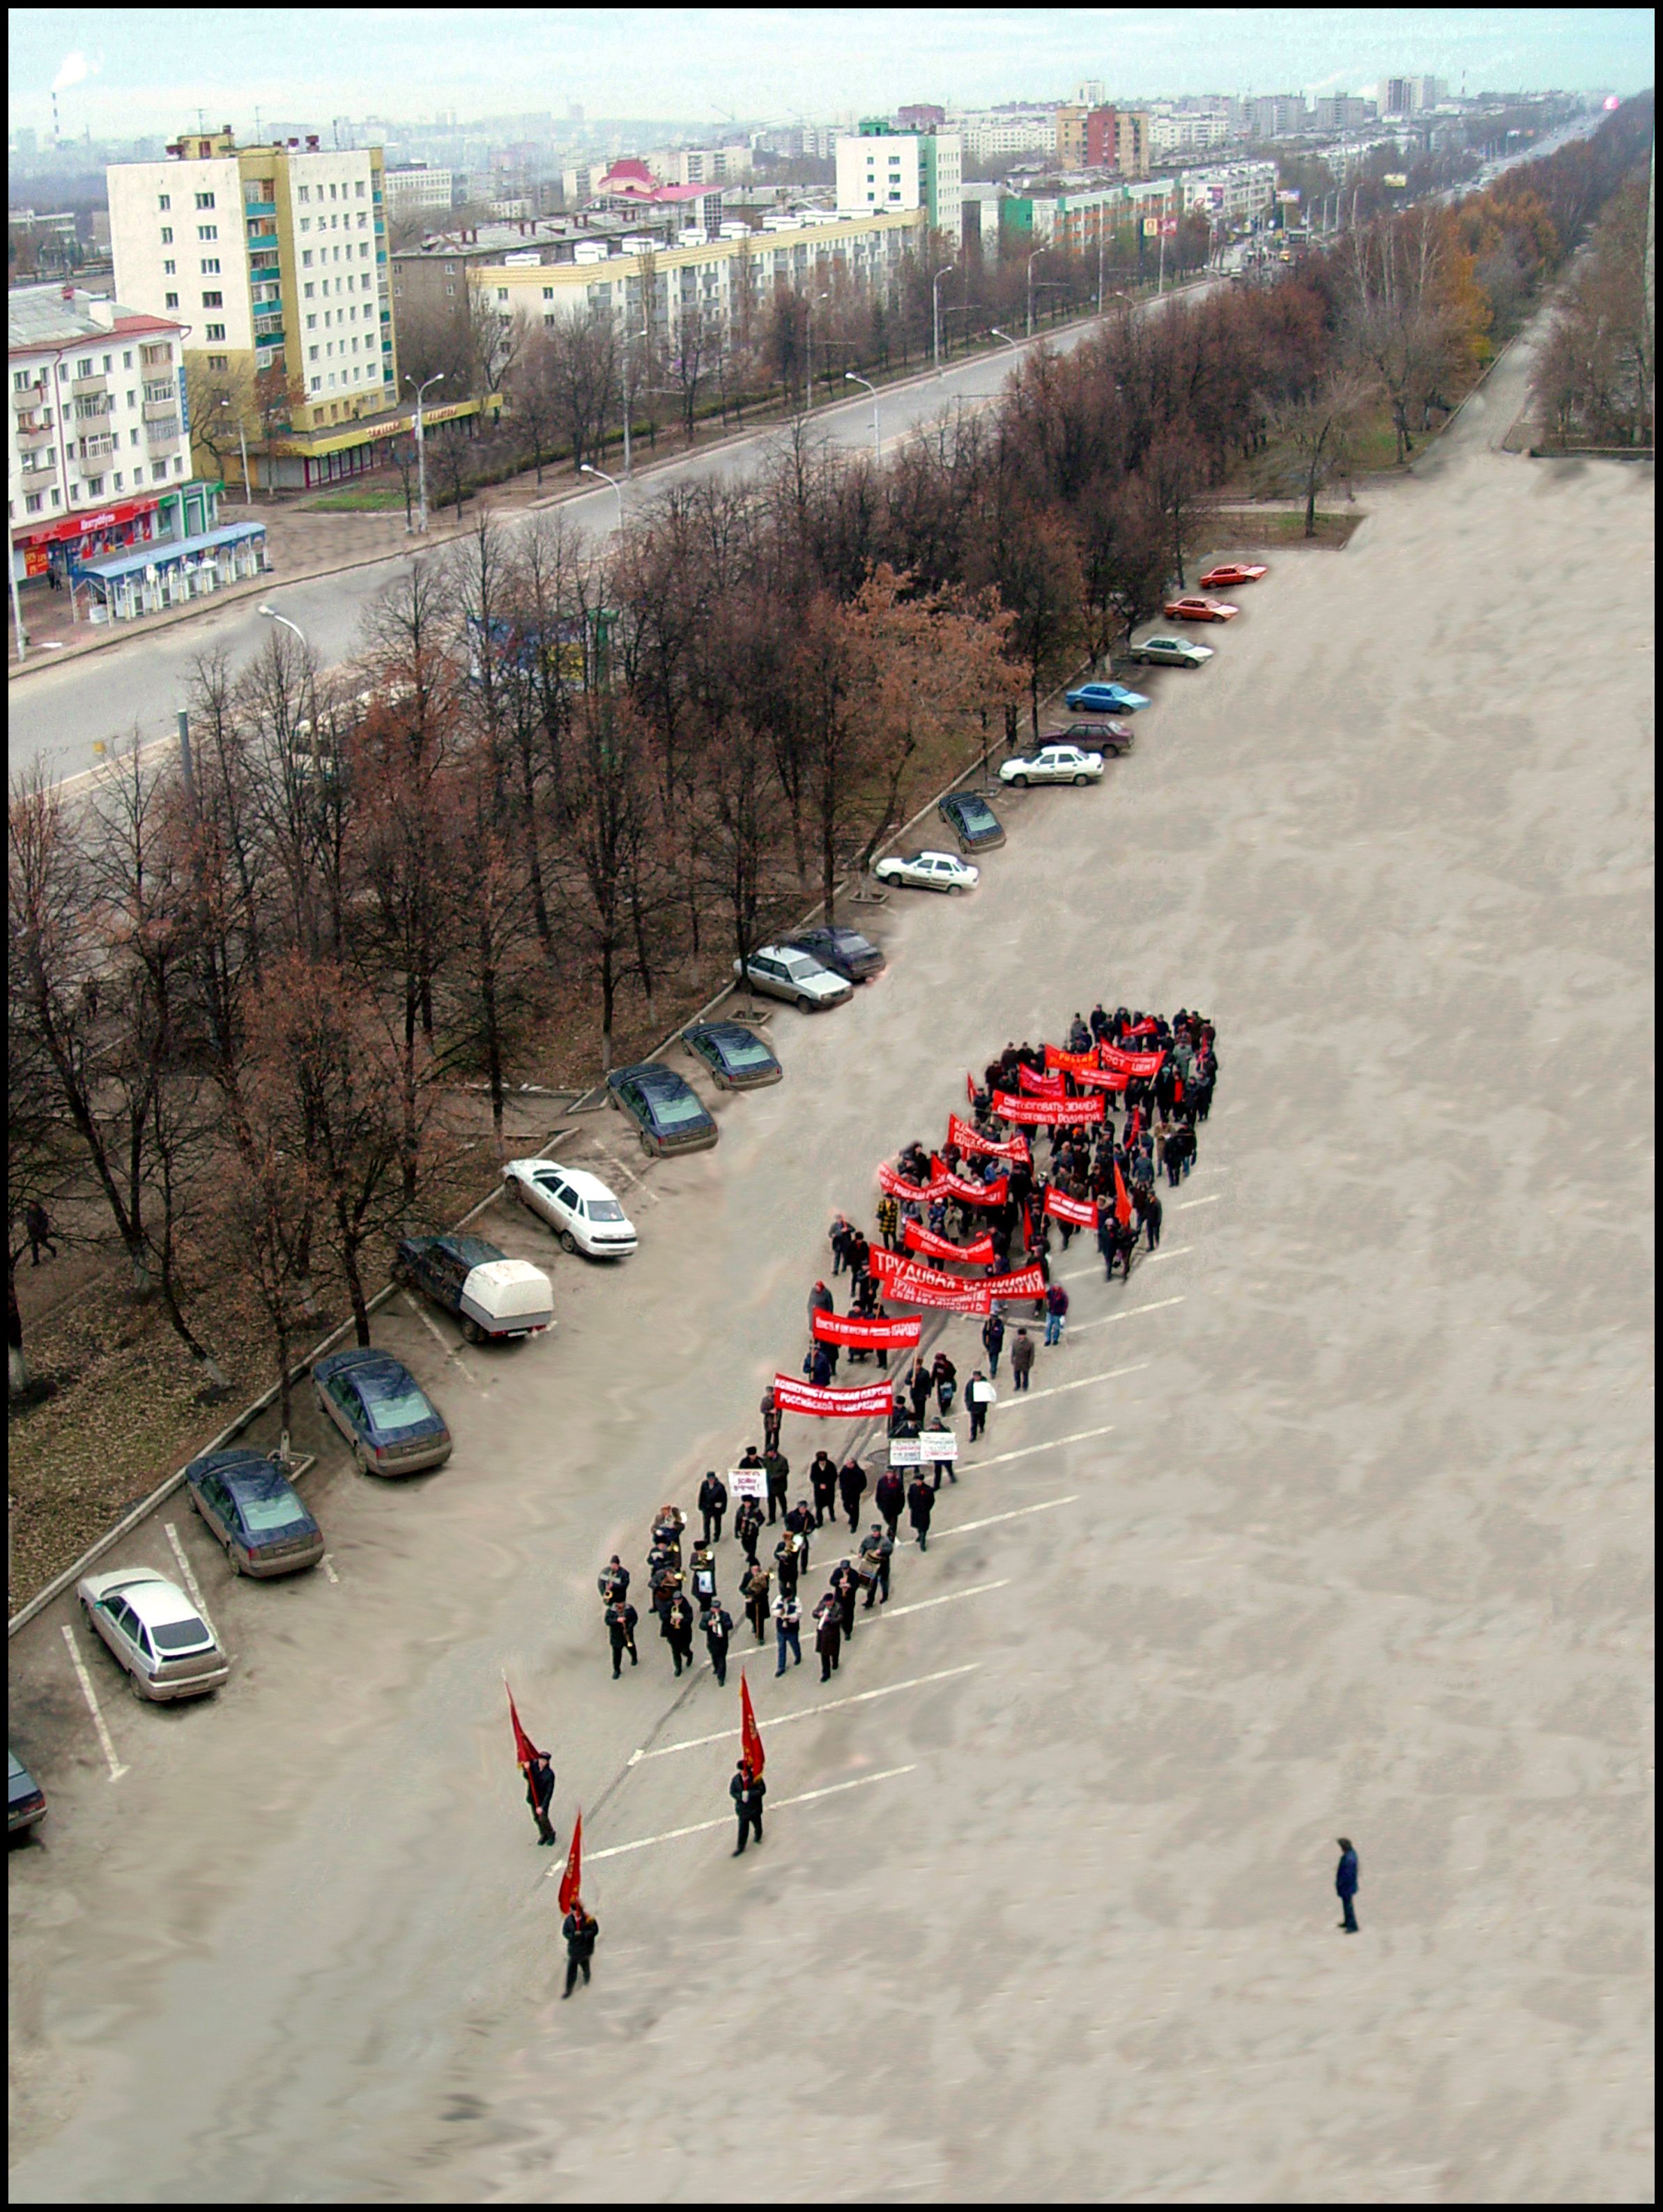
[253,316,285,342]
[73,394,114,420]
[146,424,182,454]
[247,219,278,240]
[18,449,59,477]
[15,417,56,449]
[77,433,118,463]
[249,252,280,275]
[143,397,179,422]
[243,197,277,217]
[70,373,109,397]
[12,378,49,409]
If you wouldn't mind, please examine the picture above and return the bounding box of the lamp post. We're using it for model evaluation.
[579,461,623,535]
[1026,247,1047,339]
[932,261,958,377]
[803,290,829,412]
[258,602,307,652]
[404,369,445,534]
[221,396,251,503]
[844,371,880,467]
[618,321,652,482]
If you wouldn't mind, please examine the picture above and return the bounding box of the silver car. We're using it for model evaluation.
[77,1567,230,1701]
[733,943,854,1011]
[1124,633,1215,668]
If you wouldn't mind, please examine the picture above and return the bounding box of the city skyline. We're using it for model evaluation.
[8,8,1653,144]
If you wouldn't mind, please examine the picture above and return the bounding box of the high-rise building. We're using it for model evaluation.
[1384,79,1416,118]
[1085,108,1119,168]
[1245,95,1308,140]
[896,104,946,132]
[1417,77,1446,110]
[1114,111,1151,177]
[1054,105,1089,167]
[836,125,960,243]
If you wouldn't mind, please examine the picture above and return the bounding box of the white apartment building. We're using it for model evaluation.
[1173,159,1278,226]
[383,164,454,217]
[836,130,960,243]
[8,283,218,587]
[951,111,1055,161]
[645,143,751,187]
[1147,111,1236,158]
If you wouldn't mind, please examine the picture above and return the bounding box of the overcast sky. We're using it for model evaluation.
[8,8,1653,142]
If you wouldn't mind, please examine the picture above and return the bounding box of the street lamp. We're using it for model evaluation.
[579,462,623,535]
[844,371,880,468]
[990,327,1020,351]
[257,602,307,652]
[932,261,958,378]
[618,321,652,482]
[403,369,445,535]
[220,396,251,503]
[803,290,830,413]
[1026,248,1047,339]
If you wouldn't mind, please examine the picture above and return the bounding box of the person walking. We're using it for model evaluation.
[1044,1280,1069,1348]
[524,1751,557,1847]
[907,1473,936,1551]
[967,1369,995,1441]
[1335,1838,1361,1933]
[932,1352,958,1416]
[785,1497,816,1574]
[604,1596,639,1678]
[924,1417,957,1488]
[857,1523,894,1608]
[875,1191,900,1251]
[1144,1188,1163,1252]
[809,1450,839,1528]
[1096,1212,1118,1282]
[735,1494,765,1566]
[664,1591,696,1678]
[597,1555,630,1607]
[829,1211,853,1276]
[773,1530,802,1602]
[740,1560,772,1646]
[698,1470,728,1546]
[813,1591,843,1681]
[875,1466,905,1541]
[981,1309,1006,1378]
[731,1762,766,1854]
[838,1457,867,1534]
[808,1280,835,1333]
[688,1541,718,1613]
[774,1589,803,1674]
[1010,1328,1036,1392]
[832,1559,861,1641]
[562,1905,599,1997]
[764,1445,792,1526]
[24,1201,56,1266]
[907,1358,933,1426]
[703,1600,734,1687]
[761,1388,783,1454]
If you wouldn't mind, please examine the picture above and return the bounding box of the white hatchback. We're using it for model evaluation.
[77,1567,230,1701]
[873,850,980,893]
[733,944,854,1011]
[502,1159,638,1257]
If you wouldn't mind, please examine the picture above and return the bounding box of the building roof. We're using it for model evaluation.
[8,283,184,355]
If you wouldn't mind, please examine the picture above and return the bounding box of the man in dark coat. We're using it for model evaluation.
[1336,1839,1360,1933]
[875,1466,906,1539]
[907,1473,936,1551]
[838,1457,867,1533]
[604,1597,638,1677]
[764,1446,791,1524]
[810,1450,840,1527]
[525,1751,557,1845]
[562,1905,599,1997]
[735,1494,765,1565]
[698,1469,728,1546]
[813,1591,843,1680]
[703,1601,734,1686]
[664,1591,696,1677]
[981,1310,1006,1377]
[731,1762,766,1854]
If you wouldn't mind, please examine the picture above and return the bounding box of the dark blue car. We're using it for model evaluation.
[783,926,886,983]
[606,1062,719,1156]
[314,1347,453,1474]
[184,1448,325,1576]
[682,1022,783,1090]
[937,791,1007,852]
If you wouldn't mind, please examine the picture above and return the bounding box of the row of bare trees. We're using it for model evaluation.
[1530,169,1654,449]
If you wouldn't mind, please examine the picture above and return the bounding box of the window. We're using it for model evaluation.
[197,224,217,240]
[76,357,93,378]
[194,191,215,208]
[496,287,508,302]
[201,291,223,308]
[308,344,319,361]
[201,256,220,274]
[205,323,226,341]
[355,179,366,197]
[113,472,124,491]
[84,475,104,496]
[306,313,316,330]
[298,185,310,203]
[299,216,311,233]
[303,281,314,299]
[330,182,338,200]
[358,213,367,230]
[125,389,136,407]
[207,353,228,370]
[302,249,313,268]
[158,192,171,210]
[160,224,174,244]
[165,292,179,309]
[130,427,140,445]
[24,491,43,515]
[310,375,322,392]
[163,259,176,275]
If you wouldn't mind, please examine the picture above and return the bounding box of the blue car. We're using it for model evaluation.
[314,1347,453,1475]
[606,1062,719,1156]
[1064,680,1151,714]
[184,1447,325,1576]
[682,1022,783,1091]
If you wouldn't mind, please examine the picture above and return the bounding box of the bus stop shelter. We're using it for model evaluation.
[75,519,269,626]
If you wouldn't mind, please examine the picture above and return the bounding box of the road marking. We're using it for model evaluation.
[1178,1193,1221,1209]
[587,1146,661,1204]
[1068,1296,1186,1335]
[164,1521,222,1648]
[60,1624,128,1782]
[969,1424,1117,1468]
[1001,1360,1149,1406]
[630,1664,980,1763]
[939,1496,1078,1539]
[876,1577,1009,1620]
[321,1553,341,1585]
[1061,1247,1190,1282]
[579,1765,919,1866]
[400,1291,482,1386]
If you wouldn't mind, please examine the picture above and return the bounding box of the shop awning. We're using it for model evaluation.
[13,496,160,548]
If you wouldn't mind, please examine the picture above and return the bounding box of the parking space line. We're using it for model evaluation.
[968,1424,1116,1468]
[1068,1296,1186,1335]
[1001,1360,1149,1407]
[581,1765,918,1866]
[60,1624,128,1782]
[938,1496,1078,1539]
[586,1146,661,1204]
[164,1521,222,1649]
[399,1291,483,1388]
[321,1553,341,1585]
[630,1664,980,1764]
[1177,1193,1221,1209]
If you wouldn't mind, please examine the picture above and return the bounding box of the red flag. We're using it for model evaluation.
[1114,1161,1133,1228]
[558,1809,583,1914]
[739,1673,765,1778]
[966,1070,976,1105]
[505,1682,544,1771]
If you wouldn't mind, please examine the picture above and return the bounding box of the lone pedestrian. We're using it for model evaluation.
[24,1201,56,1266]
[838,1457,867,1534]
[1144,1188,1163,1251]
[1010,1328,1036,1393]
[698,1469,728,1546]
[562,1905,599,1997]
[604,1597,639,1677]
[524,1751,557,1847]
[875,1466,905,1540]
[703,1601,734,1686]
[731,1761,766,1854]
[1336,1838,1360,1933]
[741,1560,772,1645]
[813,1591,843,1681]
[981,1310,1006,1378]
[907,1473,935,1551]
[857,1523,893,1608]
[967,1369,995,1441]
[774,1590,803,1674]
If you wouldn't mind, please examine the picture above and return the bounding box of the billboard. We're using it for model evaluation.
[1383,173,1409,187]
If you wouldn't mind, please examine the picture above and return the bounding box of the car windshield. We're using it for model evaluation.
[719,1035,776,1070]
[588,1198,629,1222]
[151,1618,214,1653]
[647,1086,709,1129]
[357,1374,438,1434]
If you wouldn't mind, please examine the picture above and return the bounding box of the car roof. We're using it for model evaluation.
[756,941,817,961]
[532,1160,618,1200]
[316,1346,415,1383]
[690,1021,775,1052]
[911,849,960,862]
[187,1446,279,1482]
[82,1568,200,1626]
[611,1061,698,1097]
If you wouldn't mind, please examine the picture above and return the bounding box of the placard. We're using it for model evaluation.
[888,1436,925,1466]
[921,1428,959,1461]
[731,1467,767,1499]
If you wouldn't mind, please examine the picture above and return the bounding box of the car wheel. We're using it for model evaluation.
[559,1229,579,1257]
[639,1130,654,1157]
[224,1532,243,1575]
[796,994,814,1013]
[460,1316,486,1346]
[1073,774,1088,785]
[130,1668,150,1699]
[354,1441,372,1475]
[1011,773,1028,787]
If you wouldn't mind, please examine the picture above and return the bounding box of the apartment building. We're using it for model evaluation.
[1173,160,1278,226]
[950,110,1055,162]
[645,143,751,187]
[383,163,455,218]
[1147,110,1236,157]
[836,125,961,243]
[1243,94,1309,140]
[1310,96,1378,133]
[108,124,399,489]
[1000,178,1177,255]
[8,282,221,591]
[1113,112,1151,177]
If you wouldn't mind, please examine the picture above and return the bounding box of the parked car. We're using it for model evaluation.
[732,943,853,1011]
[1164,594,1239,622]
[1124,633,1214,669]
[606,1062,719,1156]
[872,849,980,894]
[503,1158,639,1257]
[1045,720,1134,755]
[313,1348,454,1473]
[1199,562,1269,588]
[8,1751,47,1838]
[184,1447,325,1574]
[937,790,1007,852]
[77,1567,230,1701]
[392,1234,553,1345]
[783,925,886,983]
[999,742,1104,788]
[1065,680,1151,714]
[681,1022,784,1091]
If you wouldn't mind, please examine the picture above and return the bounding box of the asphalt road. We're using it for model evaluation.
[7,317,1653,2202]
[8,287,1211,790]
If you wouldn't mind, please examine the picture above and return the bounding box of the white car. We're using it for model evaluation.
[873,850,981,894]
[998,744,1105,788]
[733,944,854,1011]
[1124,633,1215,668]
[503,1158,638,1258]
[77,1567,230,1701]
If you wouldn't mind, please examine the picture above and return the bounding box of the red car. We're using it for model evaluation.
[1165,595,1239,622]
[1198,562,1269,590]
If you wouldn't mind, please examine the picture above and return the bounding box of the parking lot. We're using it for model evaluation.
[8,331,1653,2203]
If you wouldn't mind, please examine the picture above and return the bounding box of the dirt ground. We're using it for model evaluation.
[7,320,1652,2204]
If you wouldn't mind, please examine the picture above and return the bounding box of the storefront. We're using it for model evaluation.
[12,495,162,585]
[263,394,499,491]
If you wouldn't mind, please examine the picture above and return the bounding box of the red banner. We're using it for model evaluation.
[1114,1160,1134,1228]
[1127,1019,1158,1038]
[875,1263,993,1315]
[1044,1043,1101,1077]
[947,1114,1029,1163]
[930,1157,1009,1207]
[1018,1063,1066,1098]
[811,1308,922,1350]
[1073,1063,1129,1091]
[506,1682,544,1770]
[877,1161,942,1204]
[771,1374,898,1418]
[1100,1042,1165,1077]
[558,1810,583,1914]
[984,1264,1045,1298]
[1044,1188,1099,1229]
[993,1090,1105,1126]
[739,1673,766,1778]
[905,1219,995,1265]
